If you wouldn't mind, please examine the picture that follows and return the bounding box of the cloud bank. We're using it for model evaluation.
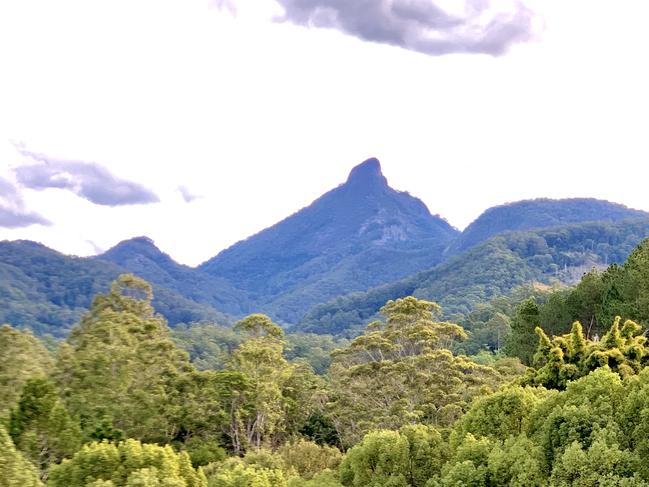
[14,148,160,207]
[0,176,50,228]
[275,0,536,56]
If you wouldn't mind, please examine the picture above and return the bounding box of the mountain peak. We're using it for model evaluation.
[346,158,387,186]
[101,236,163,260]
[115,236,158,249]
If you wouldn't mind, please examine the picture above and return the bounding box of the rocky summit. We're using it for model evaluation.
[199,158,459,323]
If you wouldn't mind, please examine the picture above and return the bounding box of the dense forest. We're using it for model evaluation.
[3,238,649,485]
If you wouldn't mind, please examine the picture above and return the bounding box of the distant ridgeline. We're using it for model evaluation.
[1,158,649,337]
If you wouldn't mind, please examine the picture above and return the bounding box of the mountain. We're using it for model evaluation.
[0,240,228,337]
[199,158,459,323]
[447,198,648,256]
[96,236,250,316]
[297,218,649,336]
[4,158,649,337]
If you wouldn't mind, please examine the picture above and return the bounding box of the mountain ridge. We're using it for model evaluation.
[96,236,250,316]
[447,197,648,256]
[297,217,649,335]
[3,158,649,335]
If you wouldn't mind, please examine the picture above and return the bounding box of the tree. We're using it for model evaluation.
[233,314,284,340]
[486,436,546,487]
[549,437,643,486]
[277,439,342,480]
[8,378,81,480]
[339,425,448,487]
[606,239,649,327]
[223,314,320,454]
[504,299,541,365]
[327,297,500,445]
[203,458,287,487]
[0,325,53,418]
[53,275,195,443]
[47,439,207,487]
[0,425,43,487]
[452,386,550,442]
[525,317,648,389]
[227,315,291,452]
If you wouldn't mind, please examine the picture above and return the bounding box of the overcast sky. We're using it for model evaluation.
[1,0,648,266]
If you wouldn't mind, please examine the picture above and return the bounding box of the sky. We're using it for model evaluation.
[1,0,648,266]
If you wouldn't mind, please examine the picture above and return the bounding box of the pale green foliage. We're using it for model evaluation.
[328,297,502,445]
[436,460,487,487]
[277,439,342,480]
[54,275,194,443]
[204,458,287,487]
[453,386,551,443]
[227,331,291,452]
[214,441,340,484]
[0,325,53,418]
[549,438,644,486]
[47,439,206,487]
[525,368,627,468]
[339,424,448,487]
[615,368,649,479]
[240,448,286,471]
[225,315,320,453]
[450,368,647,486]
[339,429,409,487]
[485,436,545,487]
[234,314,284,340]
[0,425,43,487]
[435,433,546,487]
[287,470,342,487]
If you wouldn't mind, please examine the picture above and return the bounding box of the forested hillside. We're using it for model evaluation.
[3,239,649,485]
[96,236,250,316]
[299,218,649,335]
[0,240,227,336]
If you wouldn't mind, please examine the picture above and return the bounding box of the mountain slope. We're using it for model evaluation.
[448,198,648,256]
[297,218,649,335]
[0,240,228,337]
[200,158,459,323]
[97,236,250,316]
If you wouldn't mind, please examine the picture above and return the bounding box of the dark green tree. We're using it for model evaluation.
[8,378,81,480]
[505,299,542,365]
